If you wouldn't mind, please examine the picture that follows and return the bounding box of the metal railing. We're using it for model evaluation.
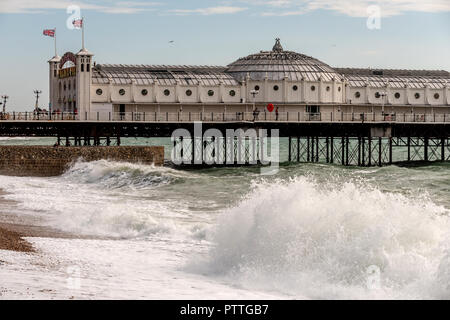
[1,111,449,123]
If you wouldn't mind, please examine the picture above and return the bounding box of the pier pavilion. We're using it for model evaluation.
[48,38,450,119]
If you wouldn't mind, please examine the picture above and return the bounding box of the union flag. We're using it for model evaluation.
[72,19,83,29]
[43,29,55,37]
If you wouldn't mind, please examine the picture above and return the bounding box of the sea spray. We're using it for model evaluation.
[197,176,450,299]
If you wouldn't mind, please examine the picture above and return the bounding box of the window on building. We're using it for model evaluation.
[338,87,341,92]
[434,93,440,99]
[87,64,90,72]
[119,89,125,96]
[311,85,316,91]
[208,90,214,96]
[293,85,298,91]
[81,64,84,72]
[273,85,279,91]
[306,105,320,113]
[63,83,66,91]
[355,92,361,98]
[229,90,236,97]
[415,93,420,99]
[164,89,170,96]
[254,85,260,91]
[395,92,401,99]
[375,92,381,98]
[326,86,330,91]
[141,89,148,96]
[186,89,192,96]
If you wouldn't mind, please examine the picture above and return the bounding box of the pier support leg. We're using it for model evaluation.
[389,137,393,165]
[307,137,310,162]
[424,137,428,162]
[288,137,292,162]
[358,137,361,166]
[330,137,334,164]
[345,137,349,166]
[341,137,345,166]
[326,137,329,163]
[316,137,319,162]
[442,137,445,162]
[407,137,411,162]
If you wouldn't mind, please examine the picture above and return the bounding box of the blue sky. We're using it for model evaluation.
[0,0,449,111]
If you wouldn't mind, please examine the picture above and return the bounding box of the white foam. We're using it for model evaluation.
[196,177,450,299]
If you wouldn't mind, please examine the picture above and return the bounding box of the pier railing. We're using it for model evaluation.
[1,111,450,123]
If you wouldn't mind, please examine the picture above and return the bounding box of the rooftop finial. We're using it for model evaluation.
[272,38,283,52]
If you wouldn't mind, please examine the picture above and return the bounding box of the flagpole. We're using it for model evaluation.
[82,17,85,50]
[54,27,57,56]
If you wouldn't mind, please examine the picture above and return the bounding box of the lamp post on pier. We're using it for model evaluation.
[1,95,8,113]
[33,90,42,113]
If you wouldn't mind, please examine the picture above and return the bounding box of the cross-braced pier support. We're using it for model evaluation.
[288,136,450,166]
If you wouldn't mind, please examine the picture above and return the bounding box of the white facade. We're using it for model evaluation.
[49,40,450,116]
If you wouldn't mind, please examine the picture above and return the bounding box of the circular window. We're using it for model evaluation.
[434,93,440,99]
[395,92,401,99]
[375,92,381,99]
[96,89,103,96]
[326,86,330,92]
[254,85,260,91]
[293,85,298,91]
[415,93,420,99]
[141,89,148,96]
[208,90,214,96]
[338,87,341,92]
[186,89,192,96]
[273,85,279,91]
[355,92,361,98]
[119,89,125,96]
[164,89,170,96]
[311,85,316,91]
[229,90,236,97]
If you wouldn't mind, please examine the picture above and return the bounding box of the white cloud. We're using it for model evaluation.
[0,0,161,14]
[242,0,450,17]
[168,6,247,15]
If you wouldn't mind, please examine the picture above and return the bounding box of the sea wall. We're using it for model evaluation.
[0,146,164,177]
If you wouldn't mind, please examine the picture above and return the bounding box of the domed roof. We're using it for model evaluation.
[226,38,342,82]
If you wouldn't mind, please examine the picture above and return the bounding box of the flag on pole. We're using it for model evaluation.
[72,19,83,29]
[43,29,55,37]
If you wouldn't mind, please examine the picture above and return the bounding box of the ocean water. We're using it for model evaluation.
[0,137,449,299]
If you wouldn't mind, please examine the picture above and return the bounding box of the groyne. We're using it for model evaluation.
[0,146,164,177]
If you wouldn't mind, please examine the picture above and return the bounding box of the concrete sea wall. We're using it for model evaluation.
[0,146,164,177]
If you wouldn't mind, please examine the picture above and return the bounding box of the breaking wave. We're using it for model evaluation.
[196,177,450,299]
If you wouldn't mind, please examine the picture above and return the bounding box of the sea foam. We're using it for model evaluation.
[198,177,450,299]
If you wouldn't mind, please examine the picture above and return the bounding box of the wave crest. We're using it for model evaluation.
[199,177,450,299]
